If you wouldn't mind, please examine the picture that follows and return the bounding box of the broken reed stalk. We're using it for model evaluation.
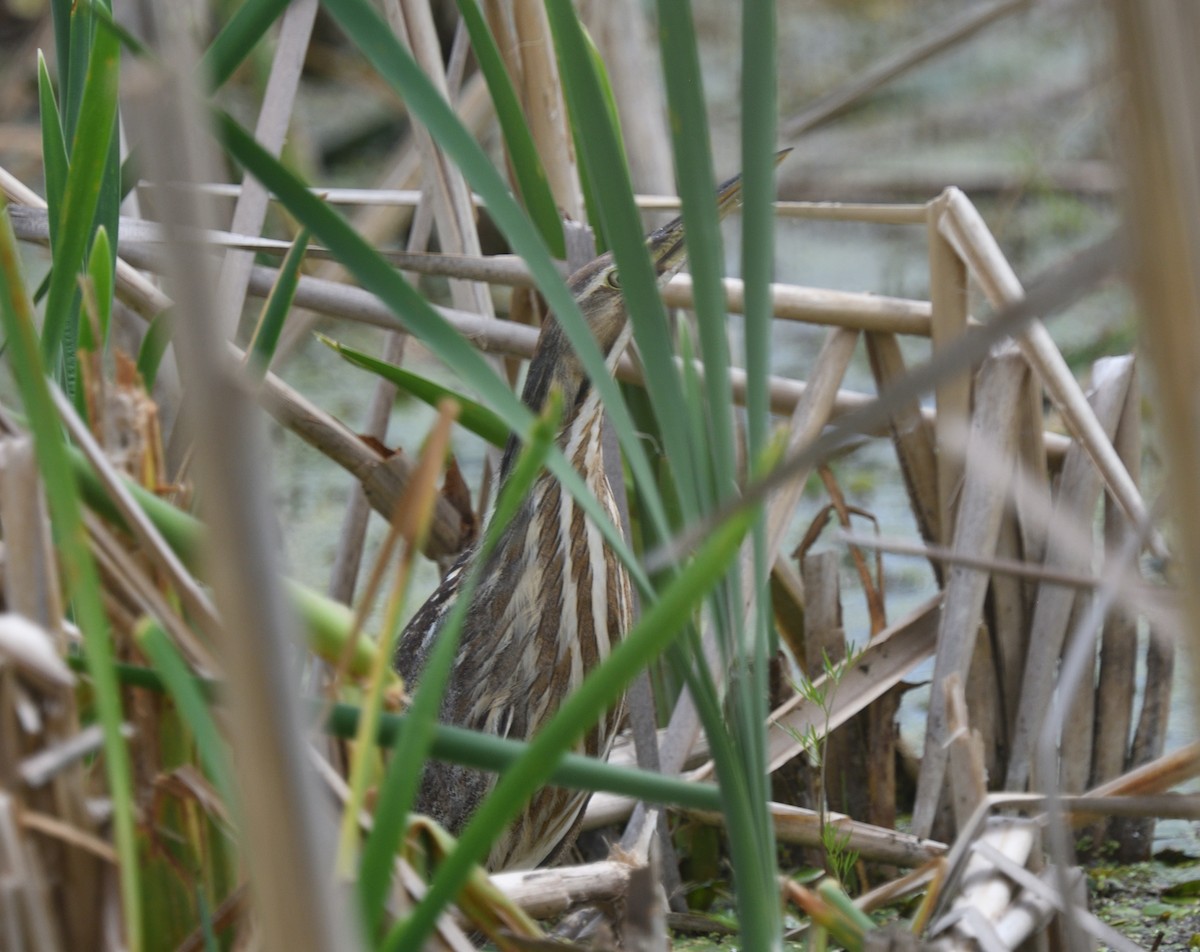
[1090,365,1141,815]
[937,188,1163,558]
[3,189,1082,468]
[943,673,987,833]
[385,0,497,329]
[683,802,945,868]
[865,332,942,570]
[911,345,1028,839]
[133,179,930,223]
[211,0,317,343]
[1005,355,1135,793]
[926,190,972,552]
[1060,358,1140,795]
[798,549,853,836]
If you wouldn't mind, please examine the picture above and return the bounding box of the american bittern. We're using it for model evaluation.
[396,174,745,871]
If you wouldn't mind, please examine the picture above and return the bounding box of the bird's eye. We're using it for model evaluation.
[605,270,621,290]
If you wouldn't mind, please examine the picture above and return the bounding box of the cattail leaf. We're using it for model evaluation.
[135,309,173,390]
[36,50,68,248]
[39,2,119,389]
[134,618,237,813]
[199,0,292,91]
[317,333,509,448]
[544,0,701,520]
[246,229,309,380]
[80,225,112,351]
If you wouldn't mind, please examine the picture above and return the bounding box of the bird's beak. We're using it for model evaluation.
[645,148,791,284]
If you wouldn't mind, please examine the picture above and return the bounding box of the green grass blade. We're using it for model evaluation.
[60,2,91,140]
[0,204,143,950]
[82,0,152,58]
[677,327,713,501]
[80,225,113,350]
[39,6,119,383]
[387,499,756,951]
[119,151,139,203]
[582,26,627,170]
[357,394,563,938]
[453,0,565,258]
[733,2,784,947]
[334,707,723,813]
[48,0,71,115]
[55,4,119,388]
[135,310,173,389]
[315,0,672,553]
[569,25,628,253]
[245,229,309,380]
[62,652,724,813]
[92,28,121,302]
[37,50,68,247]
[741,6,778,474]
[134,618,237,812]
[544,0,701,519]
[654,0,736,500]
[199,0,292,90]
[571,127,606,253]
[31,269,50,306]
[317,333,508,448]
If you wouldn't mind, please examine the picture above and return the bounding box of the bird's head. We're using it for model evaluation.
[518,169,749,428]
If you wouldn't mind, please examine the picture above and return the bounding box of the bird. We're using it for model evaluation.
[395,172,747,871]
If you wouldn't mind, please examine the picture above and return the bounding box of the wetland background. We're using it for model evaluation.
[1,0,1198,948]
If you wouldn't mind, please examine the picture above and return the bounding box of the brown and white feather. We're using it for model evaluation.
[393,171,747,870]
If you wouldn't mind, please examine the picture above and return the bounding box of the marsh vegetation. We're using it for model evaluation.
[0,1,1197,949]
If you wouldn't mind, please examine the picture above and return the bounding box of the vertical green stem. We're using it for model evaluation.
[738,0,782,948]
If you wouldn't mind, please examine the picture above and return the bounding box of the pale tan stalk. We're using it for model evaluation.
[939,188,1163,558]
[927,192,971,547]
[383,0,496,327]
[1109,0,1200,759]
[508,0,584,219]
[911,346,1029,838]
[1005,356,1134,792]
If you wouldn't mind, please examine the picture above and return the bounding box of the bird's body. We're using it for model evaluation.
[395,173,747,871]
[397,374,632,870]
[396,250,638,869]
